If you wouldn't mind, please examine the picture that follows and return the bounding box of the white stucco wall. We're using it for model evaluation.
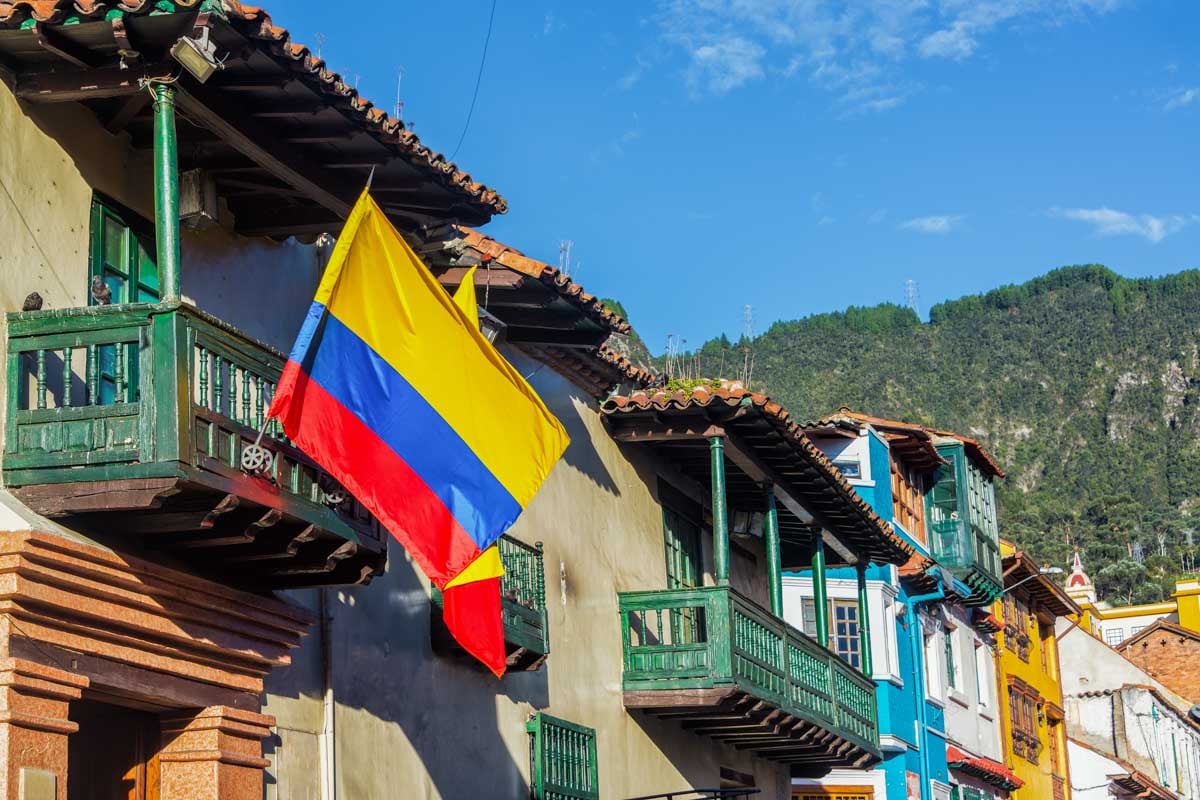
[1068,740,1124,800]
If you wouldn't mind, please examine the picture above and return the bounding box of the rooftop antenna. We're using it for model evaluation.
[394,66,406,124]
[558,240,574,277]
[904,279,920,318]
[314,32,327,61]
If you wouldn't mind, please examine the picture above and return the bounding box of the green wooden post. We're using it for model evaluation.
[152,83,181,303]
[811,535,829,647]
[857,561,874,677]
[709,436,730,586]
[764,486,783,616]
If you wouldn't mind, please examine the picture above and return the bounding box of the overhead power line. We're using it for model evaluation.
[448,0,499,161]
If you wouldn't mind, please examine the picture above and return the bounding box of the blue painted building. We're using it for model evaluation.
[787,411,1006,800]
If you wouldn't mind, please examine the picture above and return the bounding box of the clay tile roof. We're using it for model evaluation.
[1117,619,1200,649]
[602,383,915,566]
[946,745,1024,791]
[0,0,506,216]
[924,427,1006,478]
[806,408,947,472]
[454,227,631,335]
[1001,549,1081,618]
[520,343,654,399]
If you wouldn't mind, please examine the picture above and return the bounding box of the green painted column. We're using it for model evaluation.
[152,83,181,303]
[811,535,829,647]
[857,561,874,677]
[764,487,783,616]
[709,436,730,586]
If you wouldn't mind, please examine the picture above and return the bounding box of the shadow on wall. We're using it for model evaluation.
[265,534,549,799]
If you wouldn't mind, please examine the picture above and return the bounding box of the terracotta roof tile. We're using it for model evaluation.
[455,227,631,335]
[602,382,915,566]
[0,0,506,216]
[946,745,1024,791]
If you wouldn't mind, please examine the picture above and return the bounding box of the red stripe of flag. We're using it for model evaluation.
[273,363,482,585]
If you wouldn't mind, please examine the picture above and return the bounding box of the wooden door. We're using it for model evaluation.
[68,700,160,800]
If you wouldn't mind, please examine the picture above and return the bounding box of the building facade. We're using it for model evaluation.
[995,543,1078,800]
[1066,553,1200,704]
[790,413,1010,800]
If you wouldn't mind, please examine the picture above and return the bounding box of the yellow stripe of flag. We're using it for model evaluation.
[315,194,568,509]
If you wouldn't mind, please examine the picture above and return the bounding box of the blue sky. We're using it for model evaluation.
[269,0,1198,350]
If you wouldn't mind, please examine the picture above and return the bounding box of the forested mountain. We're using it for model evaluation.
[680,266,1200,605]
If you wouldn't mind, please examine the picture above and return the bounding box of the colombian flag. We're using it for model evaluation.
[268,190,569,676]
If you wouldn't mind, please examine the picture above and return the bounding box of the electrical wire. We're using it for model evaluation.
[447,0,498,162]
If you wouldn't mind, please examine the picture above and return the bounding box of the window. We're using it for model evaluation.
[1104,627,1125,646]
[801,597,820,639]
[944,628,958,690]
[89,196,159,405]
[832,600,861,668]
[1008,689,1041,764]
[1130,624,1146,637]
[90,196,159,305]
[974,643,991,709]
[890,458,927,543]
[924,630,943,699]
[527,713,598,800]
[881,596,899,676]
[835,459,862,479]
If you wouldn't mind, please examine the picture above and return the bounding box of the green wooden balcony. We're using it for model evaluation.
[619,586,880,775]
[929,518,1003,605]
[431,534,549,671]
[3,302,386,587]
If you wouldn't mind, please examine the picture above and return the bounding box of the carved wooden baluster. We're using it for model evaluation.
[114,342,126,403]
[35,349,46,409]
[197,346,209,410]
[254,375,264,429]
[214,355,224,416]
[86,345,98,405]
[241,368,251,424]
[62,347,72,407]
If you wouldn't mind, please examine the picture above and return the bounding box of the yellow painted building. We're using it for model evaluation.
[1064,550,1200,644]
[994,541,1080,800]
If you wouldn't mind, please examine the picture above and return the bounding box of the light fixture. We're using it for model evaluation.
[477,306,507,344]
[170,26,222,83]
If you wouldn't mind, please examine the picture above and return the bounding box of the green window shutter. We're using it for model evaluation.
[527,713,598,800]
[660,481,702,590]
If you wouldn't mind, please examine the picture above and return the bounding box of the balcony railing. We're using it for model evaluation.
[3,302,385,586]
[618,586,880,771]
[930,518,1003,605]
[432,534,549,671]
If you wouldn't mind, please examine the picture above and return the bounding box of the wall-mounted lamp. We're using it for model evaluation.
[170,25,223,83]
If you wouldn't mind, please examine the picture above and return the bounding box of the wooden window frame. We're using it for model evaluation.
[890,458,927,543]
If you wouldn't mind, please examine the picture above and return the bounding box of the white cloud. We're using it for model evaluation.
[1164,87,1199,111]
[898,214,964,234]
[818,215,835,226]
[1054,207,1198,244]
[867,208,889,224]
[689,36,765,93]
[919,22,977,60]
[651,0,1126,107]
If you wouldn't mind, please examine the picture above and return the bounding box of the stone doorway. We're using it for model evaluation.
[67,699,160,800]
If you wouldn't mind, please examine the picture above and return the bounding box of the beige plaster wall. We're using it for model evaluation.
[0,77,320,350]
[263,350,792,800]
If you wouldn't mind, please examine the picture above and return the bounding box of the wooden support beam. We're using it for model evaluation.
[501,327,609,347]
[16,62,176,103]
[722,431,860,565]
[200,494,240,528]
[606,419,725,443]
[34,23,101,69]
[175,83,354,219]
[103,91,150,134]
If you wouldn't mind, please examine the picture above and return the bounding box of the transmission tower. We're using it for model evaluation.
[742,305,754,341]
[904,279,920,317]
